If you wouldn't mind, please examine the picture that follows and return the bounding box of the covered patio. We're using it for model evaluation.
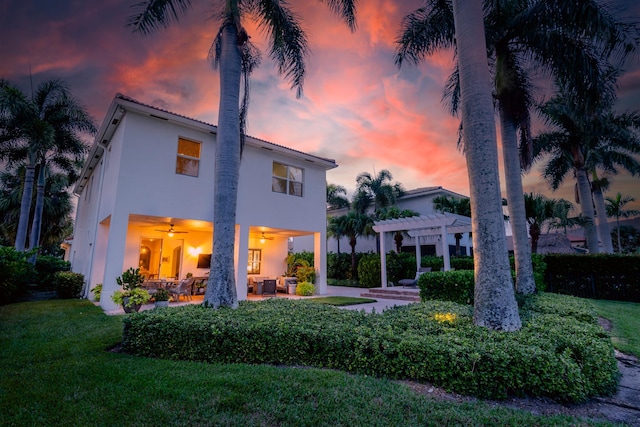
[372,214,473,288]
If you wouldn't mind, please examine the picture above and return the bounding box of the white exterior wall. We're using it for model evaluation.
[72,96,332,310]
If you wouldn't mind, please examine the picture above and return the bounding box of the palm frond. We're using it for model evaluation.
[320,0,357,32]
[127,0,194,34]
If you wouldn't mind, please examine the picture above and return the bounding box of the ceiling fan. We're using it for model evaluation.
[155,223,188,235]
[259,232,274,242]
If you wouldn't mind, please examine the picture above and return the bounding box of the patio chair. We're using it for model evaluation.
[262,279,277,297]
[168,278,194,302]
[399,267,431,288]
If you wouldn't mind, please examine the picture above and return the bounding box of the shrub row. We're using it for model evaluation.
[544,254,640,302]
[122,294,617,403]
[418,271,475,305]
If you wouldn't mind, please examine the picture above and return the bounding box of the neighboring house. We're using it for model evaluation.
[294,186,474,257]
[71,94,335,311]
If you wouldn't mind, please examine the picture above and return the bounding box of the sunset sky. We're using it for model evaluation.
[2,0,640,211]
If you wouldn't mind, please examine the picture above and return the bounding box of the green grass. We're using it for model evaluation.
[0,300,612,426]
[310,296,377,306]
[590,299,640,357]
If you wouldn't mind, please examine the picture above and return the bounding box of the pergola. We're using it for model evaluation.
[372,213,473,288]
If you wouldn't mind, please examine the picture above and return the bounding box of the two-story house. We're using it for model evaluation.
[71,94,335,311]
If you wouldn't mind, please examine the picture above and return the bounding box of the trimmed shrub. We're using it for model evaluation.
[35,256,70,289]
[54,271,84,299]
[387,252,416,284]
[450,256,474,271]
[357,253,382,288]
[296,281,315,296]
[418,270,475,305]
[0,246,37,304]
[122,293,617,403]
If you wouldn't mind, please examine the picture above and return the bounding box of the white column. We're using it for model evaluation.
[99,212,129,311]
[235,224,249,300]
[415,236,422,270]
[314,231,327,295]
[442,226,451,271]
[380,231,387,288]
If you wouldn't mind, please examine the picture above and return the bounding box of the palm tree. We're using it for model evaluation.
[0,166,76,255]
[341,211,373,279]
[432,195,470,256]
[353,169,404,215]
[129,0,357,308]
[326,183,349,210]
[376,206,420,252]
[534,85,640,254]
[450,0,521,331]
[547,198,587,235]
[396,0,637,294]
[327,214,348,255]
[523,193,561,254]
[0,79,94,254]
[606,192,640,253]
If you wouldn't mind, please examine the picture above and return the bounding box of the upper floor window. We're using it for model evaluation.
[176,137,201,177]
[272,162,303,197]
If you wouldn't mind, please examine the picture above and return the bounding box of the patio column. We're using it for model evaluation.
[314,231,327,295]
[235,224,249,300]
[415,236,421,270]
[441,225,451,271]
[380,231,387,288]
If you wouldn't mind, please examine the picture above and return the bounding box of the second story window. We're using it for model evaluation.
[272,162,303,197]
[176,137,201,177]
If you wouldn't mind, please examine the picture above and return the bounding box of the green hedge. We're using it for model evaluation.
[418,271,475,305]
[122,294,617,403]
[544,254,639,302]
[35,256,70,289]
[54,271,84,299]
[357,253,382,288]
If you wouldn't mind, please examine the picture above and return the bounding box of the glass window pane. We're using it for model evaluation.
[178,138,200,158]
[176,157,199,177]
[272,162,287,178]
[289,182,303,197]
[288,166,302,182]
[272,177,286,193]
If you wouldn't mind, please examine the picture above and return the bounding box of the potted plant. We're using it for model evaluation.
[296,281,315,296]
[153,288,170,308]
[111,267,150,313]
[91,283,103,302]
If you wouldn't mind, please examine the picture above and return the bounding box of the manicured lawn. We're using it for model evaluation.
[590,299,640,357]
[0,300,611,426]
[310,296,377,306]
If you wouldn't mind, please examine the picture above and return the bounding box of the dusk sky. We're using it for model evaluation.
[2,0,640,210]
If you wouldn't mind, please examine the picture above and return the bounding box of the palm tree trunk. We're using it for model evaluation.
[452,0,521,331]
[616,217,622,253]
[350,238,357,279]
[500,113,536,294]
[529,223,540,254]
[204,21,242,308]
[575,168,600,253]
[15,155,36,252]
[29,163,46,256]
[592,183,613,253]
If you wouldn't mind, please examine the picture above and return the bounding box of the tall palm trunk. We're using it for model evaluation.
[615,216,622,253]
[529,223,541,254]
[15,152,37,251]
[591,179,613,253]
[500,114,536,294]
[29,163,46,254]
[452,0,521,331]
[204,21,242,308]
[575,168,600,253]
[349,237,357,279]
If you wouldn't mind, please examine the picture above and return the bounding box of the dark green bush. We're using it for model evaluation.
[54,271,84,299]
[327,252,351,280]
[418,271,475,305]
[122,294,617,403]
[450,256,474,271]
[544,254,639,302]
[420,255,444,271]
[387,252,416,284]
[0,246,37,304]
[291,251,314,267]
[357,253,382,288]
[35,255,70,289]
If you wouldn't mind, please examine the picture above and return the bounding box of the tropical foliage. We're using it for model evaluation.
[606,192,640,253]
[0,79,95,255]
